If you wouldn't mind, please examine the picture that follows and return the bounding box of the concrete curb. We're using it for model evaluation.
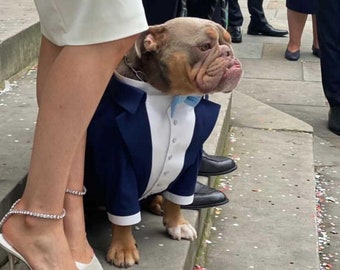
[0,23,40,85]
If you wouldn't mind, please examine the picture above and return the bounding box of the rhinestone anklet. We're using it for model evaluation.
[65,186,87,196]
[0,199,66,228]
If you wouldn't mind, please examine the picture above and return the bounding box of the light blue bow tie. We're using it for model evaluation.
[170,95,202,117]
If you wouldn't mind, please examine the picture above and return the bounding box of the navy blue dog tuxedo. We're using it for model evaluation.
[85,73,220,226]
[83,17,242,268]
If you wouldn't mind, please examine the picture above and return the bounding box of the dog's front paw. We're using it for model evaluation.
[167,223,197,241]
[106,240,140,268]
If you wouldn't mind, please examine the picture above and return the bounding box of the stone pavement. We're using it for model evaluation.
[0,0,339,270]
[0,0,40,84]
[230,1,339,269]
[199,1,339,269]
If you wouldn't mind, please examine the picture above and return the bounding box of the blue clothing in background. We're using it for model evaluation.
[286,0,317,14]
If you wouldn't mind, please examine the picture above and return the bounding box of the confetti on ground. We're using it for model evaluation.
[214,207,222,215]
[0,80,12,95]
[315,169,339,270]
[193,265,207,270]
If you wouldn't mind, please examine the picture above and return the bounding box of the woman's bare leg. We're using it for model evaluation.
[2,34,139,269]
[287,9,308,52]
[35,37,62,106]
[35,37,93,264]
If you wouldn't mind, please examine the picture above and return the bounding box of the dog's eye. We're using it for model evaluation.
[199,43,211,51]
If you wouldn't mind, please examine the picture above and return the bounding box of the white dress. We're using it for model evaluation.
[34,0,148,46]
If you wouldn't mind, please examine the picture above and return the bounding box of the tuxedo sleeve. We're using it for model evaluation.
[163,150,202,205]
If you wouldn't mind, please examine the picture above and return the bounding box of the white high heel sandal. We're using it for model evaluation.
[75,256,103,270]
[65,187,104,270]
[0,199,66,270]
[0,234,32,270]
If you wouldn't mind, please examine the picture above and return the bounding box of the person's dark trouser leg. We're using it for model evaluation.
[228,0,243,27]
[317,0,340,135]
[247,0,267,25]
[227,0,243,42]
[142,0,179,24]
[188,0,226,27]
[317,0,340,107]
[247,0,288,36]
[187,0,213,20]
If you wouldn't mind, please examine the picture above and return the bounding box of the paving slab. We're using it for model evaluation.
[0,0,40,84]
[204,92,319,270]
[231,91,313,133]
[237,78,325,106]
[240,59,304,81]
[0,0,38,41]
[233,1,340,268]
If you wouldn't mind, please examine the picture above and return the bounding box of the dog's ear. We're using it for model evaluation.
[144,25,168,52]
[215,23,232,44]
[223,31,232,44]
[134,30,148,58]
[135,25,168,57]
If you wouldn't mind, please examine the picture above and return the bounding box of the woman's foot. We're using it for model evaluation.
[285,49,300,61]
[285,42,301,61]
[1,201,78,270]
[312,45,320,58]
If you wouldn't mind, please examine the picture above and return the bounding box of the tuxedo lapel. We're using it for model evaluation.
[109,76,153,187]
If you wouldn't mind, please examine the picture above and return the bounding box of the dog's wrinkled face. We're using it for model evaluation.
[135,17,243,95]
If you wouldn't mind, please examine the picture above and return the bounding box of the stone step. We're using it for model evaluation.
[0,0,40,85]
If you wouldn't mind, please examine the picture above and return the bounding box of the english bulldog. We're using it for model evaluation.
[84,17,242,268]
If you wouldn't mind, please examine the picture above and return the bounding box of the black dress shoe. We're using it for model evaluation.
[181,182,229,210]
[227,26,242,43]
[247,22,288,37]
[285,49,300,61]
[312,46,320,58]
[329,106,340,135]
[198,151,237,176]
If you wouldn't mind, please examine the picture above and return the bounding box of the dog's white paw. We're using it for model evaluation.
[167,223,197,240]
